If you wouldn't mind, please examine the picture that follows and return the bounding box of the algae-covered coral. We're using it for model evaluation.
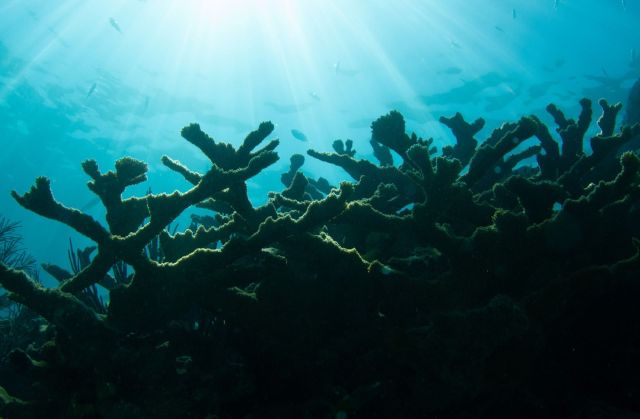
[1,98,640,418]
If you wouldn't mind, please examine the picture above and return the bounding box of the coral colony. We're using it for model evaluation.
[2,98,640,417]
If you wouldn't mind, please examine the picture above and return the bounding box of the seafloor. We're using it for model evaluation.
[2,90,640,418]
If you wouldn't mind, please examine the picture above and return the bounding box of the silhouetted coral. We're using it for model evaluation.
[2,98,640,419]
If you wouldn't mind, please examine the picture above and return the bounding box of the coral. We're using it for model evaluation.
[547,98,592,171]
[439,111,484,166]
[369,138,394,166]
[280,153,305,187]
[0,217,43,365]
[2,97,640,418]
[462,116,538,189]
[0,385,30,417]
[597,98,623,137]
[370,110,434,162]
[41,239,110,313]
[332,139,356,157]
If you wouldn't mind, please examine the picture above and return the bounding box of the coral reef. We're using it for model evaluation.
[1,97,640,418]
[0,217,43,365]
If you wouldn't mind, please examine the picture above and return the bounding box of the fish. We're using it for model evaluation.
[264,101,313,114]
[86,82,97,98]
[512,9,517,19]
[109,17,123,34]
[622,78,640,152]
[494,26,504,33]
[291,129,308,142]
[80,196,101,212]
[526,80,558,101]
[419,71,510,106]
[581,73,628,106]
[622,0,626,11]
[484,91,517,112]
[437,66,463,75]
[625,78,640,125]
[631,48,638,67]
[554,0,559,10]
[450,40,462,49]
[309,91,320,101]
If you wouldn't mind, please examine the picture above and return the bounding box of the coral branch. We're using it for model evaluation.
[82,158,149,235]
[462,116,537,187]
[11,177,110,244]
[371,111,431,162]
[597,99,623,137]
[0,264,107,336]
[439,112,484,166]
[161,155,202,185]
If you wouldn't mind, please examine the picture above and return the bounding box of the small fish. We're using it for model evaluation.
[494,26,504,33]
[80,196,101,212]
[601,67,609,78]
[437,66,462,75]
[291,129,308,142]
[622,0,626,11]
[264,101,313,114]
[450,40,461,49]
[86,82,97,98]
[109,17,122,34]
[309,91,320,101]
[554,0,559,10]
[626,78,640,125]
[512,8,517,19]
[554,58,565,68]
[504,84,517,95]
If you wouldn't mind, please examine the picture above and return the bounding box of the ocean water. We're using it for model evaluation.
[1,0,638,272]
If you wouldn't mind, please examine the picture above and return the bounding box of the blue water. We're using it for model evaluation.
[1,0,638,277]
